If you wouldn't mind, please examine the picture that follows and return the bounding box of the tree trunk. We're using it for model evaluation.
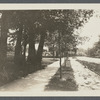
[14,25,23,65]
[22,31,28,63]
[22,41,27,64]
[27,29,36,66]
[59,32,62,79]
[56,51,58,57]
[52,44,55,58]
[0,12,8,69]
[36,31,46,69]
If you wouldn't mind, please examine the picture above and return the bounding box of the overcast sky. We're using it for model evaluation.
[77,10,100,50]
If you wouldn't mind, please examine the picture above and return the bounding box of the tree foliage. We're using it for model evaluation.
[86,37,100,57]
[0,10,93,72]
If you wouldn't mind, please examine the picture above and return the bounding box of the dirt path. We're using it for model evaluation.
[0,58,64,93]
[70,57,100,91]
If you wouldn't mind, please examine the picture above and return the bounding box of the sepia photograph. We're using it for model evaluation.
[0,4,99,96]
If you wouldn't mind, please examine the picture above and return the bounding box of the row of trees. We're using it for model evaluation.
[86,36,100,57]
[0,10,93,73]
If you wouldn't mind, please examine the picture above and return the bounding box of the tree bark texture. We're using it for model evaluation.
[14,25,23,65]
[36,30,46,68]
[0,12,8,69]
[27,28,36,65]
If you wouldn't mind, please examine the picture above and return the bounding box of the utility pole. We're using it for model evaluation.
[59,32,62,79]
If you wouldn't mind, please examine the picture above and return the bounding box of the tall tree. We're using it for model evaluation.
[0,11,8,69]
[36,29,46,68]
[27,27,36,65]
[14,24,23,65]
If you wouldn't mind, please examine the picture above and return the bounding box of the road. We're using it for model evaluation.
[77,56,100,64]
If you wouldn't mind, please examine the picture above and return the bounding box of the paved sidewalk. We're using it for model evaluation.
[0,58,64,93]
[1,57,100,96]
[70,57,100,91]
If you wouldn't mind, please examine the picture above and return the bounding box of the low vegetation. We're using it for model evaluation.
[45,59,78,91]
[77,60,100,75]
[0,55,58,87]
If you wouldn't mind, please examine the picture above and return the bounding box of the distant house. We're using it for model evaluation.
[35,43,49,52]
[35,43,52,56]
[77,48,86,56]
[25,43,51,57]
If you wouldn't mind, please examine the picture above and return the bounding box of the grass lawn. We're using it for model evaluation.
[77,60,100,76]
[42,57,59,67]
[0,52,58,87]
[45,60,78,91]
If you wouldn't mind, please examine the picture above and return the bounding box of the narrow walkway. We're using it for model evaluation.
[0,58,64,93]
[70,57,100,91]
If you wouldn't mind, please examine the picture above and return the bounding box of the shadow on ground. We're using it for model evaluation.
[0,53,58,87]
[44,60,78,91]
